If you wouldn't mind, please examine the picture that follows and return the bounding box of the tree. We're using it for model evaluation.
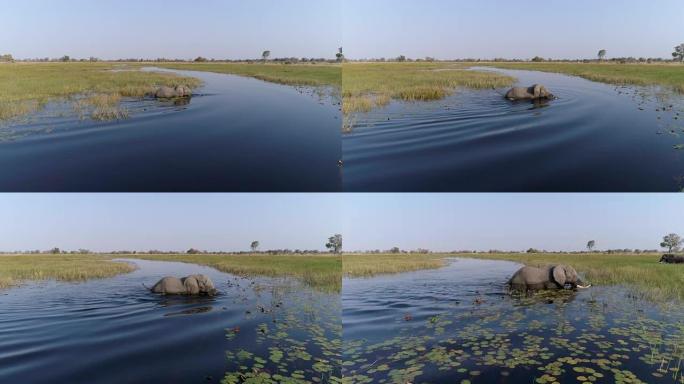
[250,241,260,252]
[262,50,271,62]
[336,47,344,62]
[0,54,13,62]
[531,56,545,62]
[194,56,208,62]
[587,240,596,252]
[598,49,607,61]
[325,234,342,254]
[389,247,401,254]
[673,44,684,62]
[396,55,407,62]
[660,233,682,253]
[49,247,61,254]
[60,55,70,62]
[187,248,201,254]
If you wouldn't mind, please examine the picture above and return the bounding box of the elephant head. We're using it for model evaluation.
[505,84,555,101]
[532,84,554,99]
[183,274,217,296]
[552,265,590,289]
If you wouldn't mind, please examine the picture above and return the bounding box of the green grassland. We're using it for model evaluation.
[154,62,341,87]
[0,62,202,121]
[135,253,342,293]
[484,62,684,93]
[345,252,683,301]
[341,62,515,114]
[0,254,136,289]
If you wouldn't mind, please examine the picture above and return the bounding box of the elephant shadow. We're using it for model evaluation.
[157,295,218,317]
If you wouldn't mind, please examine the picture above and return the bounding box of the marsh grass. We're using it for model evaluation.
[483,62,684,93]
[153,62,341,88]
[0,254,136,289]
[343,253,447,277]
[134,254,342,293]
[341,62,515,115]
[0,62,201,121]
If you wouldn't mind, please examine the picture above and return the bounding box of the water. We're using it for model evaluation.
[0,259,341,384]
[343,259,684,383]
[343,68,684,191]
[0,69,342,192]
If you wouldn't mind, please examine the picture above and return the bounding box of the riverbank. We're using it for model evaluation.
[135,253,342,293]
[154,62,341,87]
[0,62,202,121]
[484,62,684,93]
[0,254,136,289]
[341,62,515,114]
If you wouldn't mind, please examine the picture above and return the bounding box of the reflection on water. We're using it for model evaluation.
[343,68,684,192]
[343,259,684,383]
[0,259,341,384]
[0,68,341,192]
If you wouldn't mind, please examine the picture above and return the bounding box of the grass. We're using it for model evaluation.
[0,62,202,121]
[343,253,448,277]
[154,62,341,87]
[345,252,684,301]
[483,62,684,93]
[0,254,136,289]
[341,62,515,114]
[134,253,342,293]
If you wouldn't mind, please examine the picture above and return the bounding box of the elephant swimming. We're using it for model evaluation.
[508,265,591,291]
[505,84,555,101]
[149,274,218,296]
[660,254,684,264]
[154,85,193,99]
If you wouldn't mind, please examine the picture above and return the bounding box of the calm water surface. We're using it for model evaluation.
[343,68,684,191]
[0,259,341,383]
[0,69,341,192]
[343,259,684,383]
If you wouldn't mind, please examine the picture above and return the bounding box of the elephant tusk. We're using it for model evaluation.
[577,284,592,289]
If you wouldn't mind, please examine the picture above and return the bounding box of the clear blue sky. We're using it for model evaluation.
[1,194,681,253]
[342,194,684,252]
[0,0,341,60]
[0,194,342,252]
[343,0,684,60]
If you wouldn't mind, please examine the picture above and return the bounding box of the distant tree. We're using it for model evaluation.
[389,247,401,254]
[673,44,684,62]
[78,249,91,254]
[262,50,271,62]
[60,55,70,62]
[598,49,607,61]
[586,240,596,252]
[187,248,201,254]
[531,56,545,62]
[49,247,61,254]
[396,55,406,62]
[194,56,208,62]
[336,47,344,62]
[88,56,99,62]
[325,234,343,254]
[660,233,682,253]
[0,54,14,62]
[527,248,540,253]
[250,241,260,252]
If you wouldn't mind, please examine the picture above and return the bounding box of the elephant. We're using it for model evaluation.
[508,265,591,291]
[149,274,217,296]
[660,254,684,264]
[505,84,555,101]
[154,85,193,98]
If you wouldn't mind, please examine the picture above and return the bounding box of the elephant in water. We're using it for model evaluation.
[505,84,555,101]
[508,265,591,292]
[660,254,684,264]
[154,85,193,99]
[149,274,217,296]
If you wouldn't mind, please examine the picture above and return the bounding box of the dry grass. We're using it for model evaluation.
[342,62,515,114]
[0,254,136,289]
[134,253,342,293]
[343,253,447,277]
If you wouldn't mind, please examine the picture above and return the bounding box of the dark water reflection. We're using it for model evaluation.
[0,68,341,192]
[343,259,684,383]
[343,68,684,191]
[0,259,341,384]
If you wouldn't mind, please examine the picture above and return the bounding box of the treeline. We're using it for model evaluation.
[348,56,680,64]
[346,249,662,254]
[5,56,339,64]
[0,248,328,255]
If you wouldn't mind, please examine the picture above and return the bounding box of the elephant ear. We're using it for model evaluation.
[552,265,567,287]
[183,276,200,294]
[533,84,542,98]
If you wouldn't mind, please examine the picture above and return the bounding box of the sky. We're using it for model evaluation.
[0,194,342,252]
[1,194,682,253]
[343,0,684,60]
[0,0,341,60]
